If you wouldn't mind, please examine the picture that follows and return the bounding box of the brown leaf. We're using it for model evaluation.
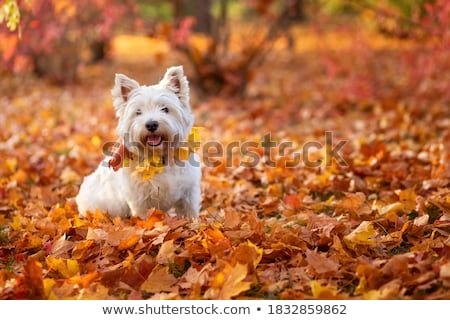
[206,262,252,299]
[305,249,340,275]
[140,265,178,293]
[23,258,44,299]
[223,209,241,229]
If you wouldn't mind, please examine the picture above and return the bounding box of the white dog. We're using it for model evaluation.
[76,66,201,219]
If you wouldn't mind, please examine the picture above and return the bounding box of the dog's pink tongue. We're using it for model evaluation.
[147,135,162,146]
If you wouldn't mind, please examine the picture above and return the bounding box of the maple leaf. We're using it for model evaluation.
[131,208,165,229]
[140,265,178,294]
[118,234,141,251]
[343,221,378,251]
[45,256,80,278]
[10,214,21,231]
[305,249,340,275]
[231,241,263,272]
[398,187,417,213]
[207,262,252,299]
[133,155,164,182]
[177,126,204,160]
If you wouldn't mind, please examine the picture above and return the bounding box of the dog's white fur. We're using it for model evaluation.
[76,66,201,219]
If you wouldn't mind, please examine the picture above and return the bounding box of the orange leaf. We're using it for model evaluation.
[118,234,141,251]
[23,258,44,299]
[284,194,302,209]
[208,263,252,299]
[398,187,417,212]
[68,272,100,288]
[131,208,165,229]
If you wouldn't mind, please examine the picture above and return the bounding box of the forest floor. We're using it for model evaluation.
[1,23,450,299]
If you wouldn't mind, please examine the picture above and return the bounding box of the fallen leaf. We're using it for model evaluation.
[305,249,340,275]
[343,221,378,251]
[45,256,80,278]
[207,262,252,299]
[140,265,178,293]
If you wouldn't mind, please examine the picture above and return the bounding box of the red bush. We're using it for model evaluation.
[0,0,137,82]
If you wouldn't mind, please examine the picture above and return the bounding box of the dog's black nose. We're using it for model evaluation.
[145,120,159,132]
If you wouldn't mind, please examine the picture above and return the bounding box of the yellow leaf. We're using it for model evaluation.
[188,126,204,151]
[246,240,263,269]
[177,147,190,161]
[122,251,134,269]
[141,166,164,181]
[43,278,57,299]
[5,158,17,173]
[46,256,66,274]
[211,271,225,288]
[91,135,102,147]
[310,280,339,299]
[134,155,164,181]
[66,259,79,276]
[73,215,88,228]
[364,289,383,300]
[377,202,403,216]
[46,256,79,278]
[343,221,378,251]
[27,235,43,249]
[398,187,417,212]
[10,214,21,231]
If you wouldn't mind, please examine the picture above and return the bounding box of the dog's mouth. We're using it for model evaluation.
[146,134,164,147]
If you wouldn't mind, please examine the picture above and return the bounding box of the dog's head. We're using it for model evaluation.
[111,66,194,157]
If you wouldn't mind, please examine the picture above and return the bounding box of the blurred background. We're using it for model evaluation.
[1,0,448,104]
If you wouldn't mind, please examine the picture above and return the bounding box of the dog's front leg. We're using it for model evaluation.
[174,188,201,219]
[128,201,149,219]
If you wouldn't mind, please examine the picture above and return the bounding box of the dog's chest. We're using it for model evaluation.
[128,165,191,209]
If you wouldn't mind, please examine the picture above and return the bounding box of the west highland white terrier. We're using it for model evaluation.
[76,66,201,219]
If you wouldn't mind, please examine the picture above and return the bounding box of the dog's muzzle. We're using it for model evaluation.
[147,134,163,146]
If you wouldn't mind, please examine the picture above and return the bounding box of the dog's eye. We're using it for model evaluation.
[161,107,169,113]
[136,109,142,116]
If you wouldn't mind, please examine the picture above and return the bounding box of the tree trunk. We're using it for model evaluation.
[172,0,213,34]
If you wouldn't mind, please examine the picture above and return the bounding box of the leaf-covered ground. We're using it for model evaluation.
[1,26,450,299]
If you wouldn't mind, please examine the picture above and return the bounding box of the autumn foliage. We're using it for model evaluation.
[1,1,450,300]
[0,0,137,82]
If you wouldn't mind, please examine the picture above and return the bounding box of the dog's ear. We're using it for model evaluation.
[160,66,190,108]
[112,73,140,117]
